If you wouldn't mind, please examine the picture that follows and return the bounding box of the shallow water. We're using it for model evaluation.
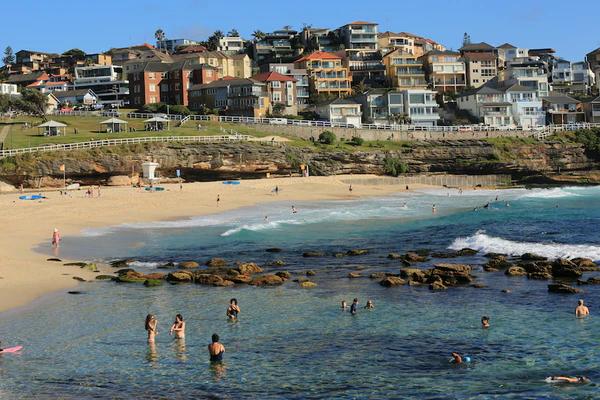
[2,186,600,399]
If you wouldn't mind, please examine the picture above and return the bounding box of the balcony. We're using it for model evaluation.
[395,67,425,75]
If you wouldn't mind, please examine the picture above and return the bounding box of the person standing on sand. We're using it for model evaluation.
[169,314,185,339]
[216,194,220,207]
[350,298,359,315]
[575,299,590,318]
[208,334,225,362]
[145,314,158,343]
[349,185,353,193]
[51,228,61,247]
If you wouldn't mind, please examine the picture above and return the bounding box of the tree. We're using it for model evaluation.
[62,48,85,59]
[462,32,471,47]
[352,80,368,96]
[282,25,293,31]
[271,103,286,116]
[228,29,240,37]
[17,88,49,121]
[383,156,408,176]
[207,30,225,51]
[0,93,12,114]
[2,46,14,66]
[318,130,336,145]
[252,30,266,41]
[155,28,166,52]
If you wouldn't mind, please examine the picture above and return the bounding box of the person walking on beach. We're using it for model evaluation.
[481,316,490,329]
[350,298,359,315]
[145,314,158,343]
[169,314,185,339]
[349,184,353,193]
[216,194,220,207]
[575,299,590,318]
[51,228,61,247]
[274,186,279,195]
[226,298,241,320]
[208,334,225,362]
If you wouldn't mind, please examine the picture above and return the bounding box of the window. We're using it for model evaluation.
[149,84,156,92]
[148,72,155,79]
[272,92,281,102]
[271,81,281,88]
[409,94,425,103]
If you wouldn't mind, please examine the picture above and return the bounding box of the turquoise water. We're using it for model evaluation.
[1,186,600,399]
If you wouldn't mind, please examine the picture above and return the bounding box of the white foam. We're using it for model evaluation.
[519,187,581,199]
[129,261,163,268]
[449,230,600,261]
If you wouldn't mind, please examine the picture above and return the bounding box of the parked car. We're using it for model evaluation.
[269,118,288,125]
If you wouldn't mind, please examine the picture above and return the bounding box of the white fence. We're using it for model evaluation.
[0,135,250,158]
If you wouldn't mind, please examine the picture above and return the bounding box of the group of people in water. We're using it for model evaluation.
[341,298,374,315]
[144,298,240,363]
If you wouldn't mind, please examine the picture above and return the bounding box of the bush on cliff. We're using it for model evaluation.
[383,156,409,176]
[348,136,364,146]
[571,128,600,159]
[319,131,336,145]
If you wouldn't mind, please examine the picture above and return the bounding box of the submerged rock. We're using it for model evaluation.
[270,259,286,267]
[47,258,62,262]
[403,252,428,263]
[228,274,252,284]
[430,263,473,285]
[548,283,580,294]
[306,270,316,276]
[571,258,599,271]
[429,281,447,290]
[275,271,291,280]
[505,266,527,276]
[299,281,317,288]
[250,274,285,286]
[400,268,429,283]
[166,271,193,283]
[194,274,233,287]
[206,258,228,268]
[303,251,325,258]
[577,277,600,285]
[430,251,460,258]
[552,259,582,278]
[348,272,361,279]
[63,262,88,267]
[520,253,547,262]
[95,275,116,281]
[72,276,86,282]
[347,249,369,256]
[456,248,478,256]
[369,272,387,280]
[144,279,163,287]
[236,262,263,275]
[387,253,403,260]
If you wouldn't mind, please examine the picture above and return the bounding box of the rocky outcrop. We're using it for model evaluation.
[250,274,285,286]
[206,258,227,268]
[303,251,325,258]
[236,262,263,275]
[348,272,361,279]
[299,281,317,288]
[430,263,473,285]
[347,249,369,256]
[166,271,194,283]
[178,261,199,269]
[505,266,527,276]
[379,277,406,287]
[548,283,580,294]
[194,273,234,287]
[552,259,583,278]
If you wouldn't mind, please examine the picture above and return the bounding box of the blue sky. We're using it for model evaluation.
[1,0,599,60]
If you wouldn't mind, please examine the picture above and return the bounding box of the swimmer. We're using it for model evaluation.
[169,314,186,339]
[432,204,437,214]
[401,202,408,209]
[483,202,490,209]
[481,316,490,329]
[350,298,358,315]
[226,298,240,320]
[291,205,298,214]
[364,300,374,309]
[264,215,269,221]
[548,376,590,384]
[208,333,225,363]
[495,195,498,201]
[145,314,158,343]
[341,300,348,310]
[505,201,510,207]
[450,352,463,364]
[575,299,590,318]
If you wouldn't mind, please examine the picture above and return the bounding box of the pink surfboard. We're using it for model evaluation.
[0,346,23,353]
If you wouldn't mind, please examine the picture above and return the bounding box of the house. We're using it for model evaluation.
[156,38,199,53]
[504,57,550,97]
[252,28,301,66]
[403,89,441,126]
[0,83,18,96]
[300,27,340,53]
[174,44,208,55]
[251,71,297,115]
[551,58,572,91]
[378,32,416,54]
[382,48,427,90]
[420,50,466,95]
[571,62,596,94]
[170,51,252,79]
[73,65,129,106]
[15,50,56,71]
[357,88,392,123]
[457,78,545,128]
[584,96,600,123]
[84,53,112,66]
[585,47,600,72]
[496,43,528,68]
[459,42,498,88]
[294,51,352,98]
[6,71,49,88]
[266,63,310,109]
[108,44,171,65]
[542,93,585,124]
[45,93,59,113]
[27,80,69,93]
[344,52,386,87]
[218,37,245,54]
[53,89,98,106]
[336,21,379,57]
[315,98,362,127]
[188,78,270,117]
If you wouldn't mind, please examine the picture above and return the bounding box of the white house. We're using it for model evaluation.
[571,61,595,93]
[404,89,440,126]
[218,37,245,53]
[0,83,18,95]
[316,98,362,127]
[505,57,550,97]
[496,43,528,67]
[551,58,572,85]
[357,88,440,126]
[53,89,98,106]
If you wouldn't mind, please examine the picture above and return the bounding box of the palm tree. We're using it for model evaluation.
[282,25,293,31]
[155,29,166,52]
[228,29,240,37]
[252,30,265,41]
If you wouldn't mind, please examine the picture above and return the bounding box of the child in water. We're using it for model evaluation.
[364,300,374,309]
[481,316,490,329]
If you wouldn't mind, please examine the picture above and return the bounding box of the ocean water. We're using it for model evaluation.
[1,186,600,399]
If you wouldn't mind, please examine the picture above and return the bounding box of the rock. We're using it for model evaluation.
[430,251,460,258]
[236,262,263,275]
[81,263,99,272]
[485,252,507,259]
[347,249,369,256]
[95,275,116,281]
[333,252,346,258]
[348,272,361,279]
[250,274,285,286]
[270,259,286,267]
[415,249,431,256]
[63,262,88,267]
[144,279,163,287]
[116,270,147,283]
[110,259,135,268]
[228,274,252,284]
[403,252,428,262]
[527,272,553,280]
[520,262,552,275]
[388,253,403,260]
[116,268,135,275]
[107,175,132,186]
[577,277,600,285]
[485,258,512,270]
[299,281,317,288]
[303,251,325,258]
[144,273,165,280]
[178,261,199,269]
[194,274,233,287]
[275,271,291,280]
[369,272,387,279]
[0,180,16,193]
[505,266,527,276]
[521,253,547,261]
[47,258,62,262]
[379,277,406,287]
[552,259,582,278]
[471,283,487,288]
[501,289,512,293]
[158,262,176,269]
[166,271,193,283]
[429,281,447,290]
[457,248,478,256]
[571,258,599,271]
[306,270,316,276]
[548,283,580,294]
[430,263,473,285]
[400,268,428,283]
[72,276,86,282]
[265,248,282,253]
[206,257,228,268]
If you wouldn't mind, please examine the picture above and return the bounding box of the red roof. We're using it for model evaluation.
[251,71,296,82]
[296,51,341,62]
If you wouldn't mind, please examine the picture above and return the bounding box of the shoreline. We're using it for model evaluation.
[0,174,445,314]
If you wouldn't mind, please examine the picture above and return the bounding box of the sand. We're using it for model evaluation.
[0,175,436,314]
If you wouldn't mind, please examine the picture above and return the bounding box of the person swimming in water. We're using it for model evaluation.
[481,316,490,329]
[291,205,298,214]
[575,299,590,318]
[208,334,225,363]
[548,376,590,384]
[450,352,463,364]
[226,298,241,320]
[364,300,374,309]
[432,204,437,214]
[145,314,158,343]
[169,314,185,339]
[341,300,348,310]
[350,298,359,315]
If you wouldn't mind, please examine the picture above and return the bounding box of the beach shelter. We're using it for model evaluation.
[100,117,128,133]
[37,120,67,136]
[144,116,170,131]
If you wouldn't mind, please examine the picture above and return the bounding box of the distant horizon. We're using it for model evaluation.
[2,0,600,61]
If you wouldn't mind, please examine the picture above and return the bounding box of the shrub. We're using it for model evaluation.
[318,131,336,145]
[383,156,409,176]
[348,136,364,146]
[571,128,600,159]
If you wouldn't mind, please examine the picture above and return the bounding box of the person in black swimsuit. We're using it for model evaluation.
[208,334,225,362]
[350,298,358,315]
[226,298,240,320]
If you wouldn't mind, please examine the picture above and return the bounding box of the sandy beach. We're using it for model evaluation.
[0,175,437,313]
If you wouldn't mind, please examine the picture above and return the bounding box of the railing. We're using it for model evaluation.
[0,135,250,158]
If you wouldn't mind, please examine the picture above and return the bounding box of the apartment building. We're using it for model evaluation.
[382,48,427,90]
[505,57,550,97]
[218,37,246,54]
[542,93,584,124]
[156,39,199,53]
[420,50,466,95]
[357,88,439,126]
[171,51,252,79]
[251,71,297,115]
[295,51,352,98]
[73,65,129,106]
[496,43,528,68]
[85,53,112,66]
[584,96,600,123]
[267,63,310,109]
[252,28,300,66]
[109,44,171,65]
[586,47,600,72]
[14,50,56,71]
[300,27,340,53]
[0,83,18,96]
[459,42,498,88]
[378,32,415,54]
[551,58,572,88]
[336,22,379,56]
[571,62,595,94]
[413,36,446,57]
[188,78,270,117]
[315,98,362,126]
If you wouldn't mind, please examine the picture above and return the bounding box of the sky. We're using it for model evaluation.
[1,0,599,61]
